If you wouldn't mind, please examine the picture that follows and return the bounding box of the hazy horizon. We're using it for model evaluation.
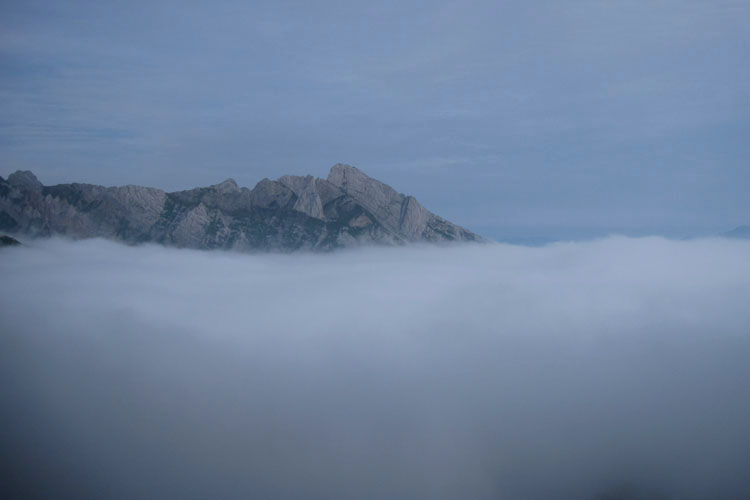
[1,164,742,243]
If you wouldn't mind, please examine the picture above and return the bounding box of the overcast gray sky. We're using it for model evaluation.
[1,0,748,237]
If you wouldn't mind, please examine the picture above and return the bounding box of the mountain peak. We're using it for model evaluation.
[0,164,483,251]
[213,178,239,192]
[8,170,42,190]
[327,163,368,188]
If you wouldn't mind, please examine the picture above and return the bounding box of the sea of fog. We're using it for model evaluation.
[2,237,750,500]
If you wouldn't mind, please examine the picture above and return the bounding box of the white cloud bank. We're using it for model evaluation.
[2,237,750,499]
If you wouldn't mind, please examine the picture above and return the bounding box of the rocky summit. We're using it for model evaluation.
[0,164,482,251]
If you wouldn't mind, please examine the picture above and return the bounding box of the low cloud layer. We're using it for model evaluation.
[2,238,750,499]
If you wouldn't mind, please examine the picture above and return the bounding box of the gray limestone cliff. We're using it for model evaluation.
[0,164,483,251]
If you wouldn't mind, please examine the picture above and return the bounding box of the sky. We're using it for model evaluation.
[2,237,750,499]
[1,0,749,238]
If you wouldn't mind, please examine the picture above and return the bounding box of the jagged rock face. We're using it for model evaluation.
[0,165,483,251]
[326,164,478,242]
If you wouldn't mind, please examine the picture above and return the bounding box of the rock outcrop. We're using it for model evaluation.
[0,164,483,251]
[0,234,21,247]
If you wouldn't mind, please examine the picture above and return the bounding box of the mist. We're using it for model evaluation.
[2,238,750,499]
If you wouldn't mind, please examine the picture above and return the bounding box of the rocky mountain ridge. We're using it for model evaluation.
[0,164,482,251]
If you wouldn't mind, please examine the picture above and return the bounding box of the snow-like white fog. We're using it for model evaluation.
[2,238,750,499]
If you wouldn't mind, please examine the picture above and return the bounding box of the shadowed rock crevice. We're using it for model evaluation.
[0,234,21,247]
[0,164,483,251]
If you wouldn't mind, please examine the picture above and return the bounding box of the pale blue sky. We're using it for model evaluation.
[1,0,748,238]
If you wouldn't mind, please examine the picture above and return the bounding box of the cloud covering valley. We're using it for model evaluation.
[2,237,750,499]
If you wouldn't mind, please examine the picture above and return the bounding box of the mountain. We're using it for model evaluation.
[721,225,750,239]
[0,234,21,247]
[0,164,482,251]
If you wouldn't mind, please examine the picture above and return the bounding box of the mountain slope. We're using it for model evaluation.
[0,164,482,251]
[0,234,21,247]
[721,225,750,239]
